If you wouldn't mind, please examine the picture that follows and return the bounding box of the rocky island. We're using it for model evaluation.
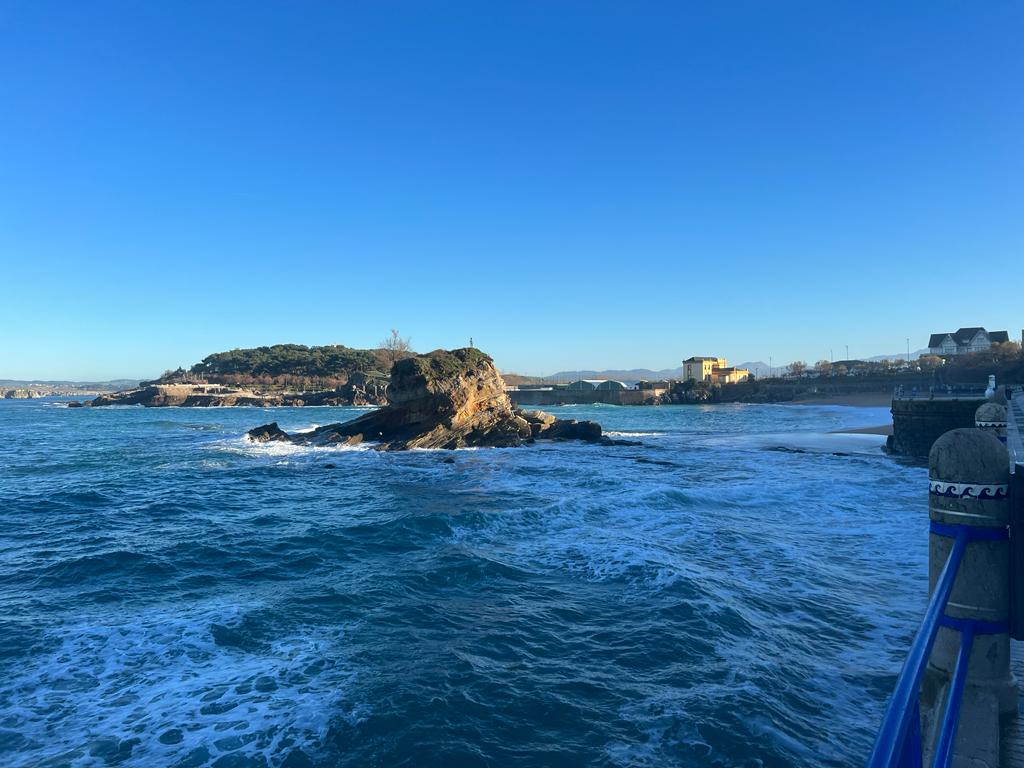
[247,348,623,450]
[86,343,392,407]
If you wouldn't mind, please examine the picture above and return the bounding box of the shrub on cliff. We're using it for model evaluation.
[392,348,492,383]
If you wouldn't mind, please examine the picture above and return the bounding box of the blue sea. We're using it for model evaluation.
[0,399,926,767]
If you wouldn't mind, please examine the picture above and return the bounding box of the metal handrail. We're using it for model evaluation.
[868,522,1009,767]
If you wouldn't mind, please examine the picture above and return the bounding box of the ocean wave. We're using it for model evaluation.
[408,446,484,452]
[210,436,376,458]
[0,603,361,768]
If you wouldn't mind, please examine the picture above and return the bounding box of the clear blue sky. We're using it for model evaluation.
[1,1,1021,380]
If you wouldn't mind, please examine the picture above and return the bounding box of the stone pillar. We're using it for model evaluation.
[975,402,1009,444]
[921,428,1014,767]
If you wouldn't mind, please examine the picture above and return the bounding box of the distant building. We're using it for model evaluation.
[595,380,629,391]
[637,380,672,391]
[567,380,601,391]
[682,356,750,384]
[682,357,727,382]
[927,327,1010,357]
[714,367,751,384]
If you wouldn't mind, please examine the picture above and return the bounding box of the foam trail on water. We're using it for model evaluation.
[0,603,361,768]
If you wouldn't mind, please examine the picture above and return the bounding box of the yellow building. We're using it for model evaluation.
[682,357,750,384]
[683,357,726,382]
[714,366,751,384]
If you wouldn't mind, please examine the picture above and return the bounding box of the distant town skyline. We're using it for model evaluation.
[2,3,1021,380]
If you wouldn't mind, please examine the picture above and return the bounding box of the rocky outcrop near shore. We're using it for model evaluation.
[3,388,40,399]
[88,382,385,408]
[247,348,626,451]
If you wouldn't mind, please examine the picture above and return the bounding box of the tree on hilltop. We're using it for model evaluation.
[380,329,413,368]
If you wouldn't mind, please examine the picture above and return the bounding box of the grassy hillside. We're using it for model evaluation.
[152,343,415,391]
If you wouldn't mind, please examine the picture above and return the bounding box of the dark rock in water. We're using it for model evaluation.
[247,422,291,443]
[245,347,618,452]
[323,463,337,469]
[543,418,602,442]
[66,401,84,408]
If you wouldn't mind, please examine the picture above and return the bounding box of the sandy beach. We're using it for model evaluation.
[832,423,893,436]
[784,391,894,435]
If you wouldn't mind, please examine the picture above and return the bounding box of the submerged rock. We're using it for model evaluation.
[246,347,622,451]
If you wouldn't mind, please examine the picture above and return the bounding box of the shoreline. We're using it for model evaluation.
[831,423,893,436]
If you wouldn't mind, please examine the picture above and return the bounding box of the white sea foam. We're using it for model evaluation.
[604,430,663,437]
[0,603,362,768]
[209,436,376,459]
[700,431,887,455]
[408,446,484,453]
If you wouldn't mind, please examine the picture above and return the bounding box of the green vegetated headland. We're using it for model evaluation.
[154,343,415,391]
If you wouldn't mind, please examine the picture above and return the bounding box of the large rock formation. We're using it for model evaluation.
[246,348,624,450]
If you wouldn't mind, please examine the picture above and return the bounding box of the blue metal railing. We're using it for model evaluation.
[868,521,1009,767]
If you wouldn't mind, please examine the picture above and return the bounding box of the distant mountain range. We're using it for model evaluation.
[864,349,929,362]
[543,368,678,382]
[542,352,928,381]
[543,364,771,381]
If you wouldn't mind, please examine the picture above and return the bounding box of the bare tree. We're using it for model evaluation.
[381,329,412,368]
[813,359,832,377]
[786,360,807,378]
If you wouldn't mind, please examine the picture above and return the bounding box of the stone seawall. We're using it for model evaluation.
[507,389,656,407]
[887,398,986,459]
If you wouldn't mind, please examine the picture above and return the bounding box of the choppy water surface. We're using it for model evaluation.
[0,400,926,767]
